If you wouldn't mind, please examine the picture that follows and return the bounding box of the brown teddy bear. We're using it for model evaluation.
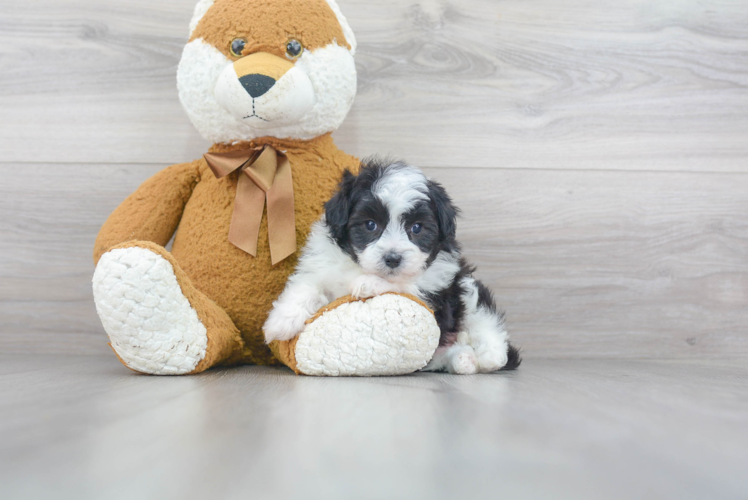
[92,0,441,376]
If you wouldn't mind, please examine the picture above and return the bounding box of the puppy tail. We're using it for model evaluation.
[500,343,522,371]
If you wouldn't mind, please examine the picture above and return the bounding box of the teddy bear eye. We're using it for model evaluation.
[230,38,247,57]
[286,39,304,59]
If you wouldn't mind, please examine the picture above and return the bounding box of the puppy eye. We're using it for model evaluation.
[411,223,423,234]
[230,38,247,57]
[365,221,377,231]
[286,39,304,59]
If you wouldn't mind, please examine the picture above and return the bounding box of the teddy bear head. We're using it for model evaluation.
[178,0,357,144]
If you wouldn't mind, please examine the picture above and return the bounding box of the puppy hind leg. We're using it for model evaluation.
[423,343,478,375]
[448,344,479,374]
[464,309,509,373]
[459,277,510,373]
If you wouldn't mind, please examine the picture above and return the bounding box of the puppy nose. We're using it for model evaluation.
[239,74,276,98]
[384,252,402,269]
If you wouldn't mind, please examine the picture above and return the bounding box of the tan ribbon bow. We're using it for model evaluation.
[203,145,296,265]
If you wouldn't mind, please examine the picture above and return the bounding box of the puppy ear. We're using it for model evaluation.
[324,169,357,241]
[427,179,459,241]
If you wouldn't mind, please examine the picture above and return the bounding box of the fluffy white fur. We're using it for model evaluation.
[321,0,357,55]
[373,162,429,219]
[356,163,431,282]
[263,218,440,341]
[294,294,440,376]
[179,0,357,143]
[189,0,215,36]
[93,247,208,375]
[214,64,316,127]
[178,40,356,143]
[423,276,509,375]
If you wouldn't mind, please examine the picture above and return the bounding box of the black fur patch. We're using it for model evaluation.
[501,344,522,371]
[426,258,470,346]
[426,179,459,249]
[474,278,521,371]
[347,194,389,253]
[401,202,440,255]
[324,164,389,261]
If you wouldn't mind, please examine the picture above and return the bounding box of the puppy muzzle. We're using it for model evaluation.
[384,252,403,269]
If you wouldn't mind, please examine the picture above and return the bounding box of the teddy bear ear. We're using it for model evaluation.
[189,0,215,37]
[323,0,357,55]
[188,0,357,55]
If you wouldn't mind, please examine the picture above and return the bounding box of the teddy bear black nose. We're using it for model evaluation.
[384,253,403,269]
[239,74,276,98]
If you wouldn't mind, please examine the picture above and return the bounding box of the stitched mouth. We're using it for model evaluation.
[243,99,269,121]
[243,113,269,122]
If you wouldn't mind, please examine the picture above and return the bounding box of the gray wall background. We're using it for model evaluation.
[1,0,746,358]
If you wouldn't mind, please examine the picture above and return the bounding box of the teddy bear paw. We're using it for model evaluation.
[92,246,208,375]
[293,294,440,376]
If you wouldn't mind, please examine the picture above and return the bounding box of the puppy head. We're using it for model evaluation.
[178,0,357,143]
[325,158,459,282]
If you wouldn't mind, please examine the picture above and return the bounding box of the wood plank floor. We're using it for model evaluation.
[1,355,746,500]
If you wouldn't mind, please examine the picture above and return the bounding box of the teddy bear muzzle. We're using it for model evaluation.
[214,51,316,128]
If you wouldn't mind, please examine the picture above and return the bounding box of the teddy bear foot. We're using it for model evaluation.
[93,245,208,374]
[280,294,441,376]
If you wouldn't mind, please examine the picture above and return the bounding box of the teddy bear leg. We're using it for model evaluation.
[269,294,441,376]
[92,241,244,375]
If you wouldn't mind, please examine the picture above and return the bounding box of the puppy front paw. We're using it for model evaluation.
[263,305,312,343]
[350,274,395,299]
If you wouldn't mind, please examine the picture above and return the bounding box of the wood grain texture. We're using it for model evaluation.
[0,0,747,170]
[442,167,748,358]
[2,164,746,358]
[1,356,747,500]
[0,164,163,355]
[1,0,746,359]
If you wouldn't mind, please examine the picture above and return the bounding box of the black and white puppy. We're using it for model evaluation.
[263,158,521,374]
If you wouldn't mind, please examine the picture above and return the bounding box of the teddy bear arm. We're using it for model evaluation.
[93,161,201,265]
